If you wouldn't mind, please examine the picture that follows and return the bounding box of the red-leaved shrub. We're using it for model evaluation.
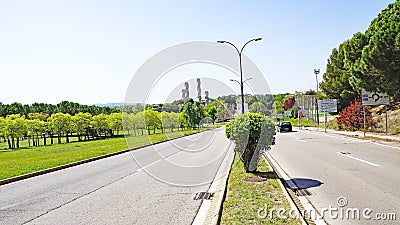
[283,97,296,110]
[336,98,374,130]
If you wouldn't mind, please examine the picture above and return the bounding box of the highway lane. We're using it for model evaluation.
[269,129,400,225]
[0,127,232,225]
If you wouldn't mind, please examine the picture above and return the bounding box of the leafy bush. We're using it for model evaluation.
[326,118,340,130]
[337,98,374,130]
[225,113,276,172]
[283,97,296,110]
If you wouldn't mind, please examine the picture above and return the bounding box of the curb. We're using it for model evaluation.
[0,128,219,187]
[192,141,235,225]
[263,152,328,225]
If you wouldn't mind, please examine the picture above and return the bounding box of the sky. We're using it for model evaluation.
[0,0,395,105]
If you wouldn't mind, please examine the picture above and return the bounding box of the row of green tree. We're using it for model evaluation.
[0,98,228,149]
[0,101,120,118]
[320,0,400,111]
[0,112,125,149]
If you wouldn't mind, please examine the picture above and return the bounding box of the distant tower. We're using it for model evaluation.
[197,78,201,101]
[184,82,189,99]
[205,91,209,105]
[182,89,186,100]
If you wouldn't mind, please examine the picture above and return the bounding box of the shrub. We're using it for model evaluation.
[225,113,276,172]
[337,98,374,130]
[283,97,296,110]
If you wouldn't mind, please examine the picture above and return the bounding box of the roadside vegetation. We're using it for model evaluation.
[220,155,301,225]
[317,1,400,133]
[225,113,275,172]
[0,98,230,150]
[270,1,400,134]
[222,113,299,224]
[0,98,224,180]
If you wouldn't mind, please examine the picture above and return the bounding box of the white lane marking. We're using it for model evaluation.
[336,152,381,167]
[295,137,307,142]
[136,159,162,172]
[369,141,400,150]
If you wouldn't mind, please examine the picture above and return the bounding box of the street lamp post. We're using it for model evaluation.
[217,38,262,114]
[314,69,320,125]
[229,78,253,113]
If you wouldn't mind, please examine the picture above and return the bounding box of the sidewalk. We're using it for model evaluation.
[302,126,400,145]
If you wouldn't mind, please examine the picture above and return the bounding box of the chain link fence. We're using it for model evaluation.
[295,95,317,121]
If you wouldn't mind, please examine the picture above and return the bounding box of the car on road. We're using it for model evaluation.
[278,121,292,132]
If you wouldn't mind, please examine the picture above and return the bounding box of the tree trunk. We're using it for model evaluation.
[28,137,31,147]
[66,133,69,143]
[7,138,11,149]
[58,134,61,144]
[16,138,20,149]
[44,134,47,146]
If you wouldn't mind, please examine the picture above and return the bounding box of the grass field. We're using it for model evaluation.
[285,117,316,127]
[0,128,210,180]
[220,155,301,225]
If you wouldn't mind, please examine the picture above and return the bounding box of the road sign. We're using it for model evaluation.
[284,111,292,117]
[298,110,308,117]
[361,89,389,105]
[318,99,337,113]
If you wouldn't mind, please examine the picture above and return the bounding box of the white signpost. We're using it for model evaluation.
[318,99,338,132]
[318,99,338,113]
[284,111,292,117]
[361,89,390,135]
[361,89,389,106]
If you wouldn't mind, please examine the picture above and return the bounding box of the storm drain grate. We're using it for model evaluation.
[194,192,214,200]
[295,189,312,196]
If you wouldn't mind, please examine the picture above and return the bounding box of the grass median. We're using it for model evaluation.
[220,154,301,225]
[0,128,211,180]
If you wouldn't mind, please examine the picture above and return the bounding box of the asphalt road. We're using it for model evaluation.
[0,127,231,225]
[270,129,400,225]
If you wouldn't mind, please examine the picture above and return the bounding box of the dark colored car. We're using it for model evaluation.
[279,121,292,132]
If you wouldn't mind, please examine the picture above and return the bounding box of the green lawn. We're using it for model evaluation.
[286,117,316,127]
[220,155,301,225]
[0,128,209,180]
